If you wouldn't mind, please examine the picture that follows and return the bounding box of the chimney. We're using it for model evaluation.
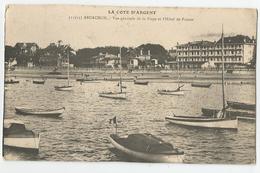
[148,50,150,56]
[140,49,143,56]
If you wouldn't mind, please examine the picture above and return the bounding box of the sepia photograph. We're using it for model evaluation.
[2,5,257,164]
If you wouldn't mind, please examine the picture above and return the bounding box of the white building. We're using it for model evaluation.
[176,35,256,69]
[129,58,139,68]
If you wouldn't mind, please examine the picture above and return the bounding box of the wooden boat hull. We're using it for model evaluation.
[54,86,73,91]
[5,80,19,84]
[227,101,255,111]
[165,115,238,130]
[134,81,149,85]
[191,83,212,88]
[15,107,65,117]
[201,107,255,121]
[99,92,126,100]
[33,80,45,84]
[157,90,184,96]
[4,135,40,153]
[109,135,184,163]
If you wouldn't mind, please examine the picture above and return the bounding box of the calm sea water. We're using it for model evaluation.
[3,78,256,164]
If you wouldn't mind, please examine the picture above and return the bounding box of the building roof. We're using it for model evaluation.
[177,40,214,47]
[216,35,255,44]
[177,35,255,48]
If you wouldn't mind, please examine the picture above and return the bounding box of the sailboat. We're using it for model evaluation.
[99,48,126,100]
[157,59,184,95]
[54,47,73,91]
[165,26,238,130]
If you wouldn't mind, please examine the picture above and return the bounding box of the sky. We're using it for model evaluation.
[5,5,257,50]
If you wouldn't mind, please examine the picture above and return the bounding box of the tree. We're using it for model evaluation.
[5,45,16,62]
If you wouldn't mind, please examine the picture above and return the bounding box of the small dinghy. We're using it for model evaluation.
[54,85,73,91]
[4,119,40,153]
[157,89,184,96]
[15,106,65,117]
[108,116,184,163]
[5,79,19,84]
[134,80,149,85]
[158,85,185,96]
[134,76,149,85]
[56,76,68,80]
[99,92,126,100]
[191,82,212,88]
[33,79,45,84]
[227,101,255,111]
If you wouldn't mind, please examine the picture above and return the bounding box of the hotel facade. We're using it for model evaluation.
[176,35,256,69]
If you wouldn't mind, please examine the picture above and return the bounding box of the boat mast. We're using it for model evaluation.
[67,48,70,86]
[119,47,122,93]
[177,55,180,88]
[221,25,226,112]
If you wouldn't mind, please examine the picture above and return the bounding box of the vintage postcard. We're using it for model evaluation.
[3,5,256,164]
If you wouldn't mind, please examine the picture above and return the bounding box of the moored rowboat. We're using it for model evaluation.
[15,106,65,117]
[191,82,212,88]
[109,133,184,163]
[5,80,19,84]
[134,80,149,85]
[33,80,45,84]
[56,76,68,80]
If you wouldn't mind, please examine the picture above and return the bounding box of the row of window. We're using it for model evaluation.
[177,44,243,50]
[178,50,242,56]
[178,57,242,62]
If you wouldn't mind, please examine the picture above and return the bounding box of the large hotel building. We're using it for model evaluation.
[176,35,256,69]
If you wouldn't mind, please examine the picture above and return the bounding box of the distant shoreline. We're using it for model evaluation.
[5,67,255,85]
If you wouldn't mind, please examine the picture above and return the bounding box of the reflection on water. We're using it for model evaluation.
[4,78,255,163]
